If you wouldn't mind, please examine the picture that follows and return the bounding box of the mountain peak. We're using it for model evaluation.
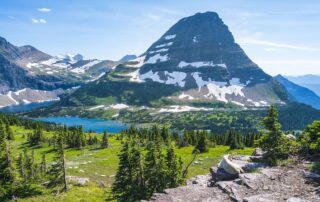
[135,11,269,88]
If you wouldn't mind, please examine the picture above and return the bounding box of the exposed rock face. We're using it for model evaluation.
[150,155,320,202]
[0,36,52,66]
[0,54,72,94]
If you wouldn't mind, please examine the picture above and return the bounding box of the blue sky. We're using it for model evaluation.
[1,0,320,76]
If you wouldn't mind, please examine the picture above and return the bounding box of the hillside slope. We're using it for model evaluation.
[275,75,320,109]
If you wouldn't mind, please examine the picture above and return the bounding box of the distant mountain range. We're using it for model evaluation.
[0,36,120,108]
[274,75,320,109]
[285,75,320,96]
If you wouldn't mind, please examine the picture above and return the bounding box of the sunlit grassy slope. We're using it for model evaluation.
[10,125,254,202]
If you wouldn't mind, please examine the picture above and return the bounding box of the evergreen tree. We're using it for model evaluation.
[257,106,285,165]
[40,154,47,174]
[101,131,109,148]
[49,135,68,191]
[112,142,133,201]
[28,126,44,146]
[165,143,183,188]
[144,142,166,198]
[17,153,26,182]
[0,138,16,185]
[195,132,208,153]
[5,124,14,140]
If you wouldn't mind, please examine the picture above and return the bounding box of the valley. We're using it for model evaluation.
[1,2,320,201]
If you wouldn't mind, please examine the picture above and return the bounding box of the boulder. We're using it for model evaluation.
[218,155,244,174]
[210,166,239,181]
[252,148,264,156]
[286,134,297,141]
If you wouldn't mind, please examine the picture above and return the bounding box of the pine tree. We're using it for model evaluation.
[165,143,183,188]
[17,153,26,182]
[128,140,145,200]
[112,141,133,201]
[40,154,47,174]
[195,132,208,153]
[257,105,284,165]
[101,131,109,148]
[49,135,68,191]
[5,124,14,140]
[144,142,166,198]
[0,138,16,185]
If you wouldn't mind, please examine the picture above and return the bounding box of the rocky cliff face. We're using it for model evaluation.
[0,36,52,66]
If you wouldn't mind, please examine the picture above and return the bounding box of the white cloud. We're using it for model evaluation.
[145,14,161,21]
[239,38,320,51]
[38,8,51,12]
[264,48,277,52]
[32,18,47,24]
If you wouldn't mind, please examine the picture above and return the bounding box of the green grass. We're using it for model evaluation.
[9,125,254,201]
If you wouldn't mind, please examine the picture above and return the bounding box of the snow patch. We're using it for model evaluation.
[149,48,169,54]
[127,69,144,83]
[192,72,227,88]
[157,105,212,113]
[193,36,198,43]
[205,83,244,103]
[156,42,173,48]
[231,101,245,107]
[178,93,194,100]
[71,60,101,74]
[164,34,176,40]
[229,78,245,87]
[88,105,104,111]
[7,91,19,105]
[110,104,129,110]
[144,54,168,64]
[139,71,186,87]
[15,88,27,96]
[178,61,227,68]
[126,56,146,68]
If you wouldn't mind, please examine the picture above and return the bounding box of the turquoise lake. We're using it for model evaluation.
[34,116,128,133]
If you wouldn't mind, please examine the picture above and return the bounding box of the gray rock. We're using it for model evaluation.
[210,166,239,181]
[252,148,264,156]
[303,170,320,180]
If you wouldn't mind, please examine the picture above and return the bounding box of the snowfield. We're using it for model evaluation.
[157,105,212,113]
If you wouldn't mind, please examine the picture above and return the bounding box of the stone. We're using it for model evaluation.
[210,166,239,181]
[252,148,264,156]
[218,155,244,174]
[303,170,320,180]
[286,197,309,202]
[286,134,297,141]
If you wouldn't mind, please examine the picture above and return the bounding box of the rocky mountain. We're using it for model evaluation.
[0,36,51,66]
[63,12,286,108]
[0,36,118,108]
[119,54,137,63]
[275,75,320,109]
[286,75,320,96]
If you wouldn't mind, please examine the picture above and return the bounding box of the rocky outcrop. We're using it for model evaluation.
[150,153,320,202]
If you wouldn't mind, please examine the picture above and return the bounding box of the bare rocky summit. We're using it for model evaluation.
[150,153,320,202]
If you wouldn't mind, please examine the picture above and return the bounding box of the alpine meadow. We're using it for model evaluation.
[1,1,320,201]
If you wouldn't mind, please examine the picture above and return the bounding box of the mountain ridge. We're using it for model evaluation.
[275,74,320,109]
